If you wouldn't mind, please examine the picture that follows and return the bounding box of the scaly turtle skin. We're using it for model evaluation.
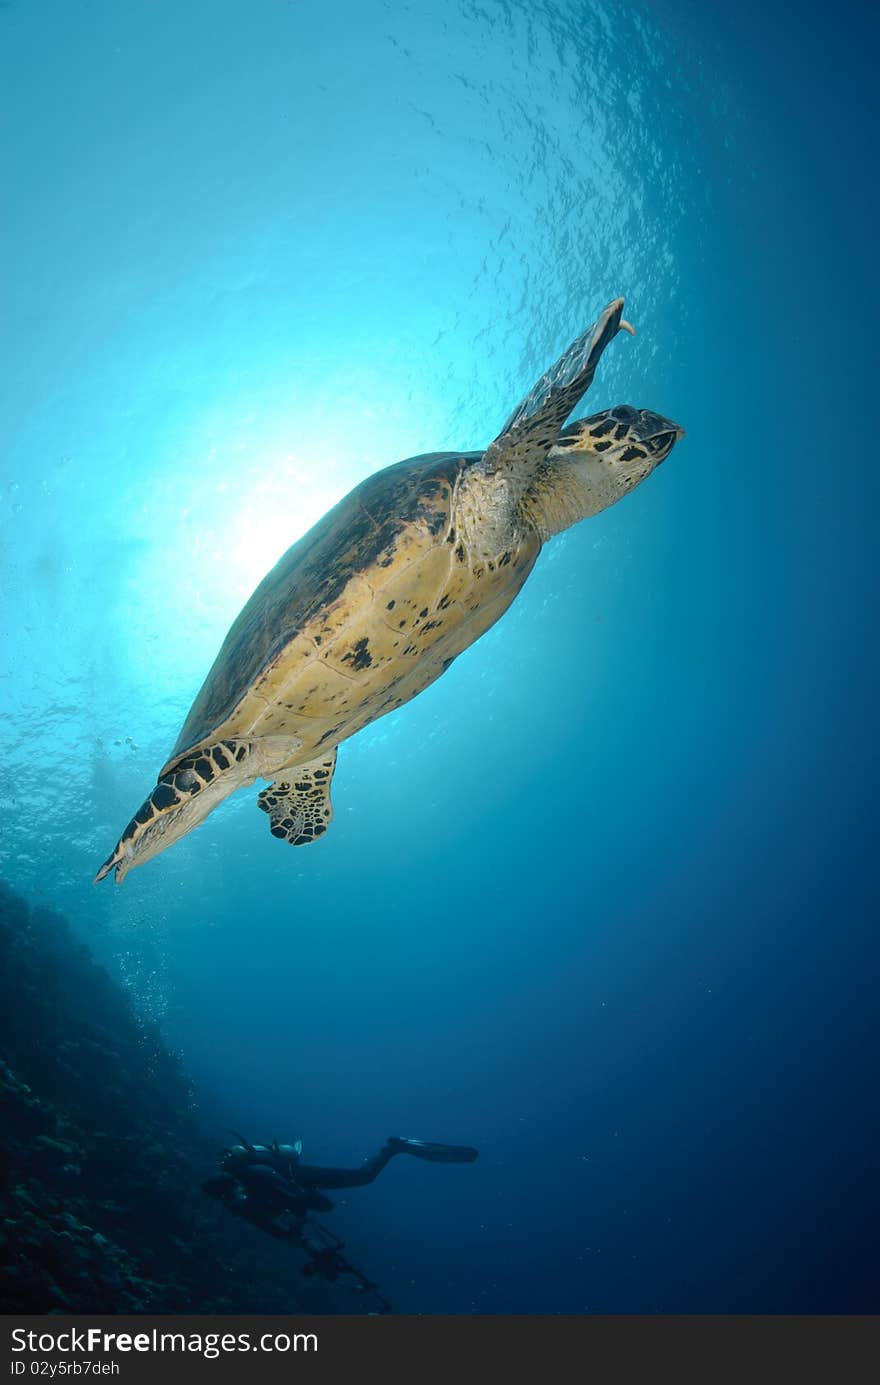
[96,297,683,884]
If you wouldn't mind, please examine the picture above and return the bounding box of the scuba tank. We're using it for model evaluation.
[222,1135,303,1179]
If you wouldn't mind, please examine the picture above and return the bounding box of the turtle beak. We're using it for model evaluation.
[636,409,685,443]
[631,409,685,463]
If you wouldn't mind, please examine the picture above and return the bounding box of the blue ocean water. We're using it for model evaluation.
[1,0,877,1313]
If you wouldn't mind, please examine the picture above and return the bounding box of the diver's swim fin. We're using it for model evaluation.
[388,1137,478,1163]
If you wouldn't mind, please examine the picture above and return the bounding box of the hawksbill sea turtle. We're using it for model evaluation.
[96,297,683,884]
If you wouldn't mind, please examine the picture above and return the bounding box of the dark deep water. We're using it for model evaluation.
[1,0,877,1314]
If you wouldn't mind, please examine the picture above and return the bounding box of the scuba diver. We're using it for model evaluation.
[203,1132,478,1311]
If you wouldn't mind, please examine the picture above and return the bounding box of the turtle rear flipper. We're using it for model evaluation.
[257,750,336,846]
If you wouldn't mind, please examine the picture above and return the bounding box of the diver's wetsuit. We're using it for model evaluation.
[292,1141,424,1196]
[204,1135,477,1309]
[203,1165,311,1241]
[222,1135,478,1200]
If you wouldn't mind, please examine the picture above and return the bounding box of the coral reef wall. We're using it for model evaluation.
[0,881,320,1313]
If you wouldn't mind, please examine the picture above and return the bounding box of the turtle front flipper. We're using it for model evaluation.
[257,750,336,847]
[95,740,254,885]
[483,297,635,484]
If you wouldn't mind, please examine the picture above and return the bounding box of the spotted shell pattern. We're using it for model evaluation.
[167,451,540,775]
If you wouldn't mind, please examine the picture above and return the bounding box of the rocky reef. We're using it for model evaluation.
[0,881,321,1313]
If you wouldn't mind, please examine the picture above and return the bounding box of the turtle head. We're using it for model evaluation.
[556,405,683,483]
[521,405,684,538]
